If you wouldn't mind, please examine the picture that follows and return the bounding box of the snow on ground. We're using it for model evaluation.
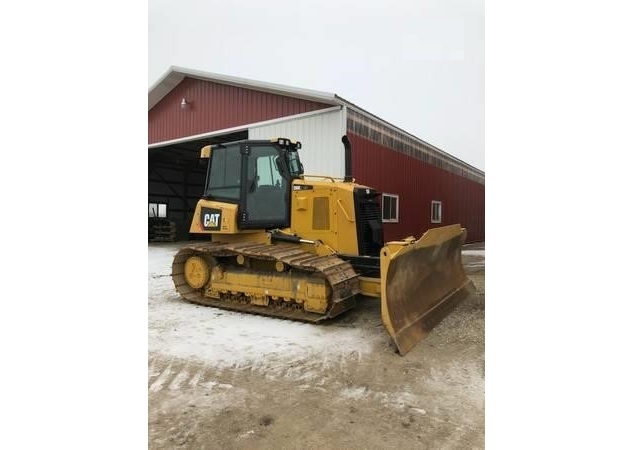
[149,243,485,378]
[148,244,381,373]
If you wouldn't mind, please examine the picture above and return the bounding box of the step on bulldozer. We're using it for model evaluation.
[171,137,474,355]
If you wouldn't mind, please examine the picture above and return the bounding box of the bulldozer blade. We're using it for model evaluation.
[380,224,475,355]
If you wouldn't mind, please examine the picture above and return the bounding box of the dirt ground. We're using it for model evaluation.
[148,242,485,449]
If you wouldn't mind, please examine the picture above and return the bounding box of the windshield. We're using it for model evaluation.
[204,144,241,200]
[244,145,288,225]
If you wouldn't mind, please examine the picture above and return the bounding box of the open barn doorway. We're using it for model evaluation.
[148,130,248,241]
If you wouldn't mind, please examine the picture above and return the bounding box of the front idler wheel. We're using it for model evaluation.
[184,256,211,289]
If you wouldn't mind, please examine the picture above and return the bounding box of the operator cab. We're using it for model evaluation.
[201,138,303,230]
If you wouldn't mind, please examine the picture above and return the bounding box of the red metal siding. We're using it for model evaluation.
[149,78,333,144]
[349,132,485,243]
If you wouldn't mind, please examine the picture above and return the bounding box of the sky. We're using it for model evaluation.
[148,0,485,171]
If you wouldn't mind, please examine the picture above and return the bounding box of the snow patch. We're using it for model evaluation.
[461,249,485,256]
[382,391,422,411]
[238,430,255,439]
[340,386,369,400]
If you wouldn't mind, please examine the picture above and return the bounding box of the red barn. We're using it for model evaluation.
[149,66,484,242]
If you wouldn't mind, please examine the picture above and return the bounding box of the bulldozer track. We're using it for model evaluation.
[171,242,360,323]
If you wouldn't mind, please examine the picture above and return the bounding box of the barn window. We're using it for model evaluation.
[382,193,399,223]
[149,203,167,218]
[431,201,442,224]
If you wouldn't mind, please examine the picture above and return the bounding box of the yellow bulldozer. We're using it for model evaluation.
[171,137,474,355]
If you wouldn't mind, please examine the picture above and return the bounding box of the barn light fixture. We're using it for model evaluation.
[180,98,189,109]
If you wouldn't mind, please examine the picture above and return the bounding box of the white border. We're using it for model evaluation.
[431,200,442,223]
[382,193,399,223]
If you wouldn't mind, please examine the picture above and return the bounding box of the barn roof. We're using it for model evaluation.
[149,66,342,111]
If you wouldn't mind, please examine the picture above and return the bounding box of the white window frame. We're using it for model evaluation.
[382,193,399,223]
[149,202,167,218]
[431,200,442,224]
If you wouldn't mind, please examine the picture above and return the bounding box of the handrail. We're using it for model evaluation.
[300,174,338,182]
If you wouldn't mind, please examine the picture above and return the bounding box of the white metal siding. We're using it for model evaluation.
[249,108,346,178]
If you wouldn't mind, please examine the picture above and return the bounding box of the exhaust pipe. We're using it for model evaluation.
[342,135,354,183]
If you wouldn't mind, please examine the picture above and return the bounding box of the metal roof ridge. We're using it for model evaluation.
[336,94,484,176]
